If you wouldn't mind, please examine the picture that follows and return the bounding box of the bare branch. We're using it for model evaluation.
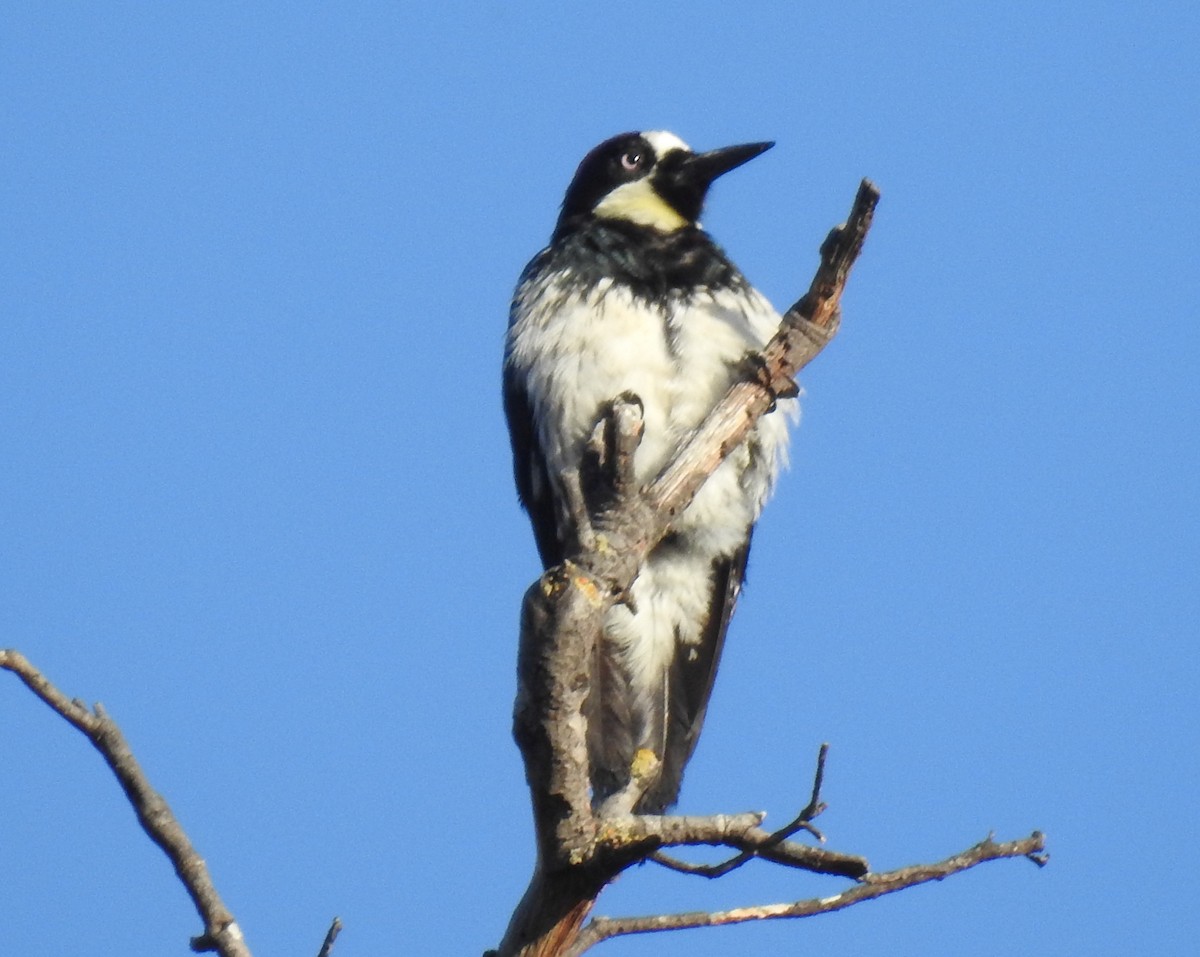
[648,180,878,521]
[596,747,863,883]
[650,743,833,878]
[597,810,765,847]
[315,917,343,957]
[798,741,830,828]
[569,831,1047,955]
[1,650,252,957]
[631,815,867,881]
[501,180,887,957]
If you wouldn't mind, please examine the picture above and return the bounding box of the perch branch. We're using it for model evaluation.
[499,181,882,957]
[1,650,253,957]
[648,179,878,521]
[627,815,867,881]
[569,831,1047,955]
[650,743,833,878]
[315,917,343,957]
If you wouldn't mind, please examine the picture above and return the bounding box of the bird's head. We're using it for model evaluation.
[553,131,773,239]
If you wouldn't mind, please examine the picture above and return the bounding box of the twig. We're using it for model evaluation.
[1,650,252,957]
[648,823,865,881]
[595,799,866,881]
[569,831,1047,955]
[316,917,343,957]
[798,741,830,825]
[650,743,832,878]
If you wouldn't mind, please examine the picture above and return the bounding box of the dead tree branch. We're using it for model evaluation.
[0,175,1041,957]
[497,181,900,957]
[315,917,343,957]
[497,178,1047,956]
[591,751,865,881]
[650,742,832,878]
[567,831,1047,956]
[0,649,253,957]
[647,180,874,521]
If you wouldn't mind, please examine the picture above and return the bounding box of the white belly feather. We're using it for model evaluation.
[507,273,796,688]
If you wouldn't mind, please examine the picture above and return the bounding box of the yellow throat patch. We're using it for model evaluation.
[593,178,687,232]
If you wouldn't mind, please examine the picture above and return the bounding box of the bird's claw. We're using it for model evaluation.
[738,351,797,412]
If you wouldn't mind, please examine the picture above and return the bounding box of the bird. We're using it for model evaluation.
[503,130,797,812]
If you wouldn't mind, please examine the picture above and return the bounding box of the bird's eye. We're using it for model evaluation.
[620,150,644,171]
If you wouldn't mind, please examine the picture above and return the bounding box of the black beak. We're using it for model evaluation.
[684,141,774,187]
[656,141,774,223]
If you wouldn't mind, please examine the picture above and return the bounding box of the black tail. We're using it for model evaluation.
[587,538,752,813]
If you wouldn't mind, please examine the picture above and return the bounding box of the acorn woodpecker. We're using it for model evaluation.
[504,130,797,812]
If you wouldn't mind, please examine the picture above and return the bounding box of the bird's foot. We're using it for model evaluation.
[738,351,798,412]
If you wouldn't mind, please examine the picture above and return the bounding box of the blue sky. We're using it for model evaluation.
[2,3,1197,955]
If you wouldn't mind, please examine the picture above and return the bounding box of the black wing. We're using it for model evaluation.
[501,365,563,570]
[641,534,752,812]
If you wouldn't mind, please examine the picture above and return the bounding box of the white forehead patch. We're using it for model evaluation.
[641,130,691,158]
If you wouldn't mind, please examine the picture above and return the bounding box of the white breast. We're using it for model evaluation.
[508,269,798,702]
[507,273,795,553]
[507,276,679,487]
